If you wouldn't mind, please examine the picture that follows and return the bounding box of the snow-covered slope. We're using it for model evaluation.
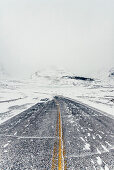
[109,67,114,78]
[93,67,114,81]
[31,67,95,86]
[31,67,71,79]
[31,68,69,86]
[0,67,114,124]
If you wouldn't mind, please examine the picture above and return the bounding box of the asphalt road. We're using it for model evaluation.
[0,96,114,170]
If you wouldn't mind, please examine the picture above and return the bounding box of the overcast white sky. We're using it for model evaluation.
[0,0,114,78]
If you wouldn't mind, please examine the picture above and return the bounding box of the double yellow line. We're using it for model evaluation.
[51,100,67,170]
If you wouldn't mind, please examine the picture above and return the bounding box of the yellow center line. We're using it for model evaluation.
[51,107,58,170]
[51,100,67,170]
[58,106,63,169]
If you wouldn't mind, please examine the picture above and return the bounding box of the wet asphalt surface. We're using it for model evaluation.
[0,96,114,170]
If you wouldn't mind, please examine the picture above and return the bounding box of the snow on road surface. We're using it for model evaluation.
[0,96,113,169]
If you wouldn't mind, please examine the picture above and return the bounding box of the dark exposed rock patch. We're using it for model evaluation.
[62,76,94,81]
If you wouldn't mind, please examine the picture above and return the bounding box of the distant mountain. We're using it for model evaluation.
[31,68,71,85]
[31,67,71,80]
[31,67,95,87]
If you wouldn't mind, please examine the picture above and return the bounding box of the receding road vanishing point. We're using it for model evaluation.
[0,96,114,170]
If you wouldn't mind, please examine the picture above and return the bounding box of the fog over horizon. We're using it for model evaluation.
[0,0,114,78]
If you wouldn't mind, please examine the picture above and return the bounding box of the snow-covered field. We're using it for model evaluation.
[0,68,114,124]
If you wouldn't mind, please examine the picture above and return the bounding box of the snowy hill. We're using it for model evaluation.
[30,67,114,87]
[31,67,74,86]
[31,68,72,79]
[31,67,95,86]
[92,67,114,82]
[109,67,114,78]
